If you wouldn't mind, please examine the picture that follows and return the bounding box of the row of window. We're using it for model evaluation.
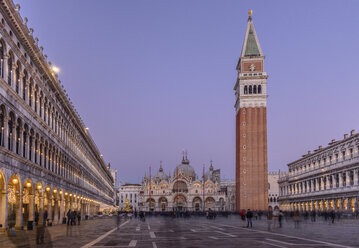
[243,85,262,95]
[289,148,357,174]
[0,36,110,185]
[0,101,112,199]
[281,170,359,196]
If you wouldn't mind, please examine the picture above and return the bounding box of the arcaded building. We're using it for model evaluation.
[278,130,359,212]
[234,11,268,211]
[0,1,114,230]
[139,154,227,212]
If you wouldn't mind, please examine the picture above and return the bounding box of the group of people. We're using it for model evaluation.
[66,210,82,226]
[239,209,284,230]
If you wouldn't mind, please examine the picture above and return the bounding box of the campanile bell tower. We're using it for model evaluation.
[234,10,268,211]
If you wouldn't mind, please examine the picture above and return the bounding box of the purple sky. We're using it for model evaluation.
[17,0,359,184]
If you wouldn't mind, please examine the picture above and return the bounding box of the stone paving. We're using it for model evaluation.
[0,215,359,247]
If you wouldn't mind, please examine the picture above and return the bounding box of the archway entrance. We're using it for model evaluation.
[192,197,202,211]
[158,197,167,212]
[146,198,155,211]
[8,175,21,229]
[174,194,187,212]
[35,182,44,226]
[23,179,34,229]
[44,185,51,224]
[205,197,215,210]
[0,171,6,229]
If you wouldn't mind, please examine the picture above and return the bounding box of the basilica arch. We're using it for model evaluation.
[205,197,215,210]
[158,197,168,211]
[172,180,188,193]
[192,197,202,211]
[173,194,187,211]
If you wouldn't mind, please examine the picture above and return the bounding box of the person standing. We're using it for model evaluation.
[246,209,253,228]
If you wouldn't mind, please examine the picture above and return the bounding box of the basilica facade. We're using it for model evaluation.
[138,155,227,212]
[0,1,114,230]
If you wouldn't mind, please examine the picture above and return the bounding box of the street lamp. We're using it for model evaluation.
[51,66,60,74]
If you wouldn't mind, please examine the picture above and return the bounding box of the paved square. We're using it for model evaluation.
[1,216,358,247]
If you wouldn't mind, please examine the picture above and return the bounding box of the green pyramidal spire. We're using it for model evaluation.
[240,13,263,58]
[244,26,260,56]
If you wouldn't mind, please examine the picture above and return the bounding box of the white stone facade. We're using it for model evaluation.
[119,184,141,211]
[268,171,286,211]
[0,1,114,230]
[139,155,227,212]
[220,180,236,211]
[278,130,359,212]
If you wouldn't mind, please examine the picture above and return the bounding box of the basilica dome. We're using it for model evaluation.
[154,165,168,181]
[174,155,197,180]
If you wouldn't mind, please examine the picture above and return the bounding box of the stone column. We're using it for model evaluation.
[316,178,319,191]
[19,72,24,100]
[338,198,342,211]
[346,171,350,187]
[354,169,359,186]
[24,131,29,159]
[30,136,35,163]
[19,127,23,157]
[47,196,52,224]
[3,116,8,149]
[53,199,59,224]
[346,198,350,212]
[11,64,16,91]
[23,81,28,103]
[38,195,44,226]
[40,143,45,167]
[10,122,15,152]
[2,55,8,81]
[0,189,8,229]
[28,194,34,222]
[339,173,343,188]
[353,198,358,212]
[15,192,23,229]
[60,196,64,223]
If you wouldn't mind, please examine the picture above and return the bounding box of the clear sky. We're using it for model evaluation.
[17,0,359,184]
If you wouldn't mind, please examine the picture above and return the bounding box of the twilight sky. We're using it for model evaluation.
[17,0,359,184]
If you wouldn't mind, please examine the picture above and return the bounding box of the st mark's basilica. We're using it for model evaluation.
[139,153,228,212]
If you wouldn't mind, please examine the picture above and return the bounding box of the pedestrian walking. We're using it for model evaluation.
[311,210,316,222]
[240,209,246,226]
[117,212,121,229]
[66,210,71,226]
[77,212,81,225]
[294,210,300,229]
[331,210,335,224]
[246,209,253,228]
[278,210,283,228]
[267,210,273,231]
[36,225,45,244]
[35,211,39,226]
[72,211,77,225]
[43,210,48,226]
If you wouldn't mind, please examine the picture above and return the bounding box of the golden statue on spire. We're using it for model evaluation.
[248,9,253,17]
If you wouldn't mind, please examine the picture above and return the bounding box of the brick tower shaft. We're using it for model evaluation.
[234,11,268,211]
